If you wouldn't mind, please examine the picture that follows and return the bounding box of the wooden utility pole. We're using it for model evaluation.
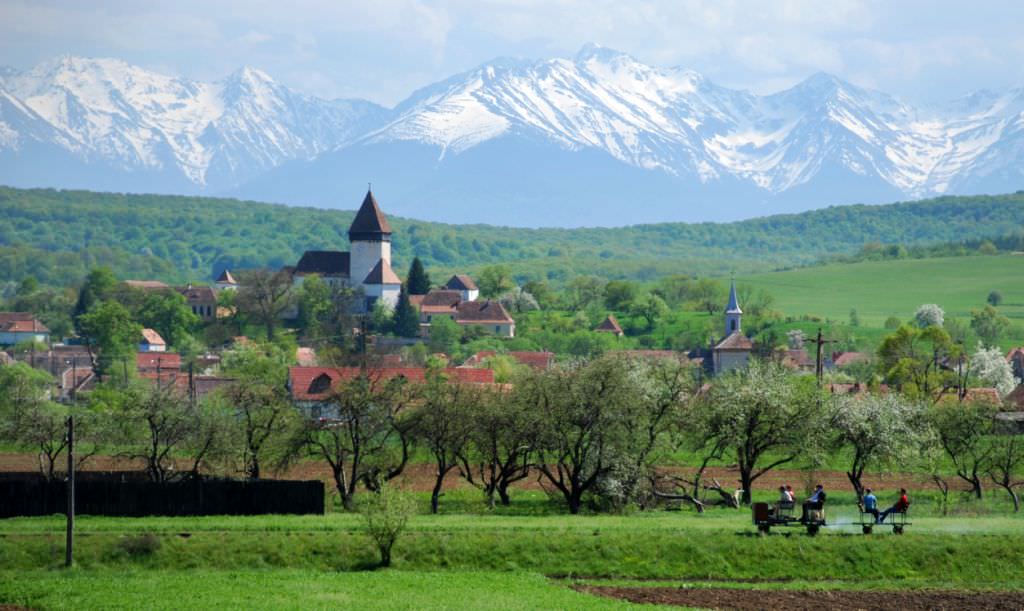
[65,415,74,568]
[812,327,838,387]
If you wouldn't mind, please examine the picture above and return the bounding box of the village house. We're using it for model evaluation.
[214,269,239,291]
[1006,347,1024,381]
[443,274,479,301]
[712,280,753,374]
[595,315,625,337]
[0,312,50,346]
[287,190,401,311]
[181,284,218,322]
[139,328,166,353]
[288,366,495,418]
[413,287,516,338]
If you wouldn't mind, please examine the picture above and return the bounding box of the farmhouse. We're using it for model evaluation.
[596,315,624,337]
[138,328,166,353]
[0,313,50,346]
[414,289,517,338]
[287,190,401,311]
[288,366,495,418]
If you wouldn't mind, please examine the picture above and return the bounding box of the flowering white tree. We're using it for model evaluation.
[971,343,1018,397]
[830,393,931,500]
[786,329,806,350]
[914,303,945,328]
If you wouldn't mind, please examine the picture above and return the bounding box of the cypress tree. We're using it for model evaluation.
[392,286,421,338]
[406,257,431,295]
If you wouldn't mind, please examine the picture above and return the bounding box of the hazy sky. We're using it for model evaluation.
[2,0,1023,106]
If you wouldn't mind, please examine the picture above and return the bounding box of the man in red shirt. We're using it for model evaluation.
[878,488,910,523]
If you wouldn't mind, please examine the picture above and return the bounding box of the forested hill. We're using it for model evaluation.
[2,186,1024,289]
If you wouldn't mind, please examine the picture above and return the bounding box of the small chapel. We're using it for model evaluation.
[712,279,753,374]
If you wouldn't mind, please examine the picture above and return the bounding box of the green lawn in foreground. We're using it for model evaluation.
[2,510,1022,610]
[739,254,1024,326]
[0,570,633,611]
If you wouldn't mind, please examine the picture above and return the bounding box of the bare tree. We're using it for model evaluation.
[987,436,1024,512]
[221,381,296,479]
[236,269,293,341]
[929,399,999,499]
[458,385,538,508]
[286,373,414,510]
[414,374,476,513]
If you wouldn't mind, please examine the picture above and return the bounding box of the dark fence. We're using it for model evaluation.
[0,473,324,517]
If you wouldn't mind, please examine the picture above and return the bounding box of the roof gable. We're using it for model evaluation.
[714,331,753,351]
[444,274,478,291]
[596,315,623,334]
[289,366,495,401]
[216,269,237,284]
[363,258,402,285]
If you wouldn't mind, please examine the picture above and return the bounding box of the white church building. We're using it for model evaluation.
[288,190,401,311]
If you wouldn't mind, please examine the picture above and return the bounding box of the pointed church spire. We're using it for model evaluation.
[348,188,392,242]
[726,278,742,314]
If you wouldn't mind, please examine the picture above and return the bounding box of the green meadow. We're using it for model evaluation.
[2,494,1023,610]
[740,254,1024,327]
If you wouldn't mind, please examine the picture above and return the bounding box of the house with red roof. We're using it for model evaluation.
[139,328,166,353]
[461,350,555,370]
[288,366,495,417]
[595,315,624,337]
[443,274,479,301]
[0,313,50,346]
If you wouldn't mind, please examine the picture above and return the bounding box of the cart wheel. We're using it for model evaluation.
[862,525,872,535]
[758,524,770,535]
[807,525,819,536]
[894,525,904,535]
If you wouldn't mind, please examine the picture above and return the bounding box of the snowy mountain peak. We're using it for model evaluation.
[3,52,1024,225]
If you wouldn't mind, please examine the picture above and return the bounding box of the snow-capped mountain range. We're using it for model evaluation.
[3,45,1024,226]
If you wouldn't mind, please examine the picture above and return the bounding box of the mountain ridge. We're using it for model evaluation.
[2,47,1024,225]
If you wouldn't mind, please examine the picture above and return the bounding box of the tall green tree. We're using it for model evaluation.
[405,257,431,295]
[477,265,514,298]
[971,305,1010,347]
[73,267,118,330]
[877,324,959,399]
[236,269,293,341]
[78,301,142,380]
[136,291,200,347]
[392,287,420,338]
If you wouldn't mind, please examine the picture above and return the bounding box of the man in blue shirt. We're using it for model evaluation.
[862,488,879,521]
[800,484,826,523]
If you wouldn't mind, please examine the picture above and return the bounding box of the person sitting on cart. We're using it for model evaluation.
[779,486,794,504]
[878,488,910,523]
[800,484,826,523]
[861,488,879,521]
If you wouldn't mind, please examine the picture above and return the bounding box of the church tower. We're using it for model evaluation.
[725,279,742,336]
[347,189,392,289]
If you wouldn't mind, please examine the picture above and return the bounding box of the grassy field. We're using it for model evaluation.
[739,254,1024,328]
[2,502,1023,609]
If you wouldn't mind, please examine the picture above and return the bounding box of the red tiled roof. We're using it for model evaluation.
[0,312,49,334]
[136,352,181,371]
[294,251,350,277]
[596,315,624,335]
[455,300,513,324]
[616,350,686,361]
[140,328,166,346]
[833,351,869,367]
[289,366,495,401]
[1006,347,1024,361]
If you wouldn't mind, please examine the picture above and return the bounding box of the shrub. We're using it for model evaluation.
[360,482,417,567]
